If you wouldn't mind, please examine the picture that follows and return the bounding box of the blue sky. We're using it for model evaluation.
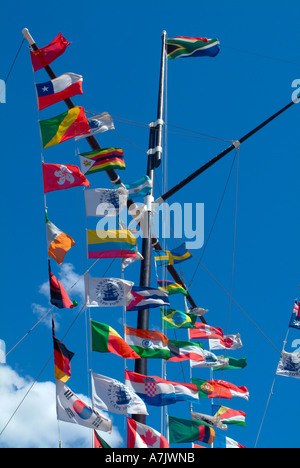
[1,0,300,449]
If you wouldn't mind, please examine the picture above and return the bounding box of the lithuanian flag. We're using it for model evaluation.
[90,320,140,360]
[39,106,90,148]
[157,280,188,296]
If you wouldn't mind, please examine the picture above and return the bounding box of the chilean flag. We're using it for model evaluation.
[36,73,83,110]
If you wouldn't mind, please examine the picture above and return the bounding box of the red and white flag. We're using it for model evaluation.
[43,163,90,193]
[36,73,83,110]
[189,323,242,350]
[214,380,249,400]
[127,417,169,448]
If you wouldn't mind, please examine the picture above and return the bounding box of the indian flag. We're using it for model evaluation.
[125,326,170,359]
[214,406,246,428]
[90,320,140,360]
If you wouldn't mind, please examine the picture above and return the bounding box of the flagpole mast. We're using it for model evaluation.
[22,28,204,322]
[133,30,167,425]
[155,99,297,204]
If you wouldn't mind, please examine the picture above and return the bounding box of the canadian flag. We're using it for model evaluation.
[127,417,169,448]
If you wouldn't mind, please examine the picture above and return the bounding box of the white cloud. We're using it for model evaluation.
[0,365,123,448]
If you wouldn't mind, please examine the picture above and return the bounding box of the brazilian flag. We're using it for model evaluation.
[161,308,197,329]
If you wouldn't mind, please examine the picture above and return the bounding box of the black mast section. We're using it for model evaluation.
[133,31,167,424]
[156,100,296,204]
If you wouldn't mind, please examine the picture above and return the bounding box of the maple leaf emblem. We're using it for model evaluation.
[140,429,158,447]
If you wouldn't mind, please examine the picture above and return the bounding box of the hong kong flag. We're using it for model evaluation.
[127,417,169,448]
[43,163,90,193]
[30,33,70,71]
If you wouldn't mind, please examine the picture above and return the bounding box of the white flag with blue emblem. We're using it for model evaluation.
[75,112,114,141]
[84,186,128,217]
[92,372,148,415]
[85,276,134,307]
[276,351,300,379]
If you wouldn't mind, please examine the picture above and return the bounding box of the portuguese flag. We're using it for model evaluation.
[168,416,215,445]
[90,320,140,360]
[39,106,90,148]
[192,378,249,400]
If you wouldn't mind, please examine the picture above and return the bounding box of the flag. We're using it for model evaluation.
[127,417,169,448]
[56,380,112,432]
[87,229,137,260]
[46,212,75,265]
[191,410,227,431]
[75,112,114,141]
[52,319,74,382]
[157,280,188,296]
[126,286,170,311]
[289,300,300,329]
[39,106,90,148]
[121,248,143,271]
[43,163,90,194]
[192,378,249,400]
[125,326,170,359]
[79,148,125,174]
[154,243,192,267]
[209,333,243,351]
[85,276,133,307]
[214,406,246,428]
[35,73,83,110]
[161,308,197,329]
[186,307,209,317]
[213,434,246,449]
[93,431,111,448]
[90,320,140,360]
[190,353,229,369]
[125,370,199,406]
[189,323,243,350]
[166,37,220,60]
[167,339,206,362]
[84,187,128,217]
[91,371,148,415]
[276,351,300,379]
[48,261,77,309]
[30,33,70,71]
[168,416,215,445]
[213,357,247,372]
[116,175,152,199]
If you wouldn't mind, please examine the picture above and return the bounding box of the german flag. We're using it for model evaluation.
[52,319,74,382]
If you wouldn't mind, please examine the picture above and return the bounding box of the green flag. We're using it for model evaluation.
[168,416,215,445]
[213,357,247,372]
[161,308,197,329]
